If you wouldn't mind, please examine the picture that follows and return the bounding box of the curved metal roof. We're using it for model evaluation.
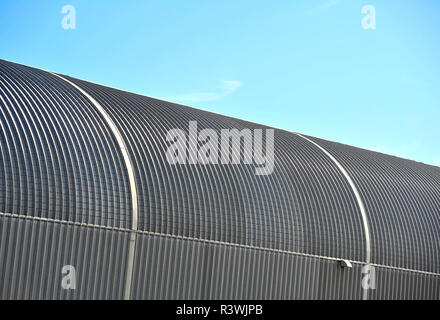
[1,59,439,276]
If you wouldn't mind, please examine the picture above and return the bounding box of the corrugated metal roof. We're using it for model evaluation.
[1,58,439,299]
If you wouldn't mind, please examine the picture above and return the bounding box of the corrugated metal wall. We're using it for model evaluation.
[0,215,128,299]
[1,215,438,299]
[131,232,364,300]
[1,59,439,299]
[370,267,440,300]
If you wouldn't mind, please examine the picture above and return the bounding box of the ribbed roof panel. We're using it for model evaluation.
[307,136,440,273]
[64,76,367,261]
[0,60,132,228]
[1,59,439,273]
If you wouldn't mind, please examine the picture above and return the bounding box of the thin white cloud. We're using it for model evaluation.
[166,80,243,103]
[220,80,243,95]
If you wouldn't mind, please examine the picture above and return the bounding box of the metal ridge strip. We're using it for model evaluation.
[46,72,138,300]
[293,133,372,300]
[2,212,439,278]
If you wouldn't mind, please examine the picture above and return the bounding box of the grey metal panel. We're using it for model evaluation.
[64,76,367,262]
[131,232,364,300]
[1,214,438,299]
[1,59,439,299]
[0,60,131,228]
[370,267,440,300]
[0,215,129,299]
[307,136,440,273]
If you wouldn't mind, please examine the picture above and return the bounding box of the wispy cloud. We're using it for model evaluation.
[166,80,243,103]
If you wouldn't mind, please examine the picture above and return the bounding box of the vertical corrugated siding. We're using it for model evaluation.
[370,267,440,300]
[1,215,439,299]
[131,233,364,300]
[0,215,129,299]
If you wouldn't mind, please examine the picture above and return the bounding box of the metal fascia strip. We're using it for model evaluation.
[293,133,371,300]
[49,72,138,300]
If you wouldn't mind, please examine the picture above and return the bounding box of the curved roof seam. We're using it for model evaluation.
[293,133,372,300]
[1,59,438,280]
[2,212,438,277]
[47,72,138,300]
[294,133,372,263]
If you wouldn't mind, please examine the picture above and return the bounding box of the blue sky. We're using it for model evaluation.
[0,0,439,166]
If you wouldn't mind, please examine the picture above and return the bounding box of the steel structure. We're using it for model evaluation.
[0,59,439,299]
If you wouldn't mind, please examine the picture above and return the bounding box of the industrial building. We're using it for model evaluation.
[0,59,439,299]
